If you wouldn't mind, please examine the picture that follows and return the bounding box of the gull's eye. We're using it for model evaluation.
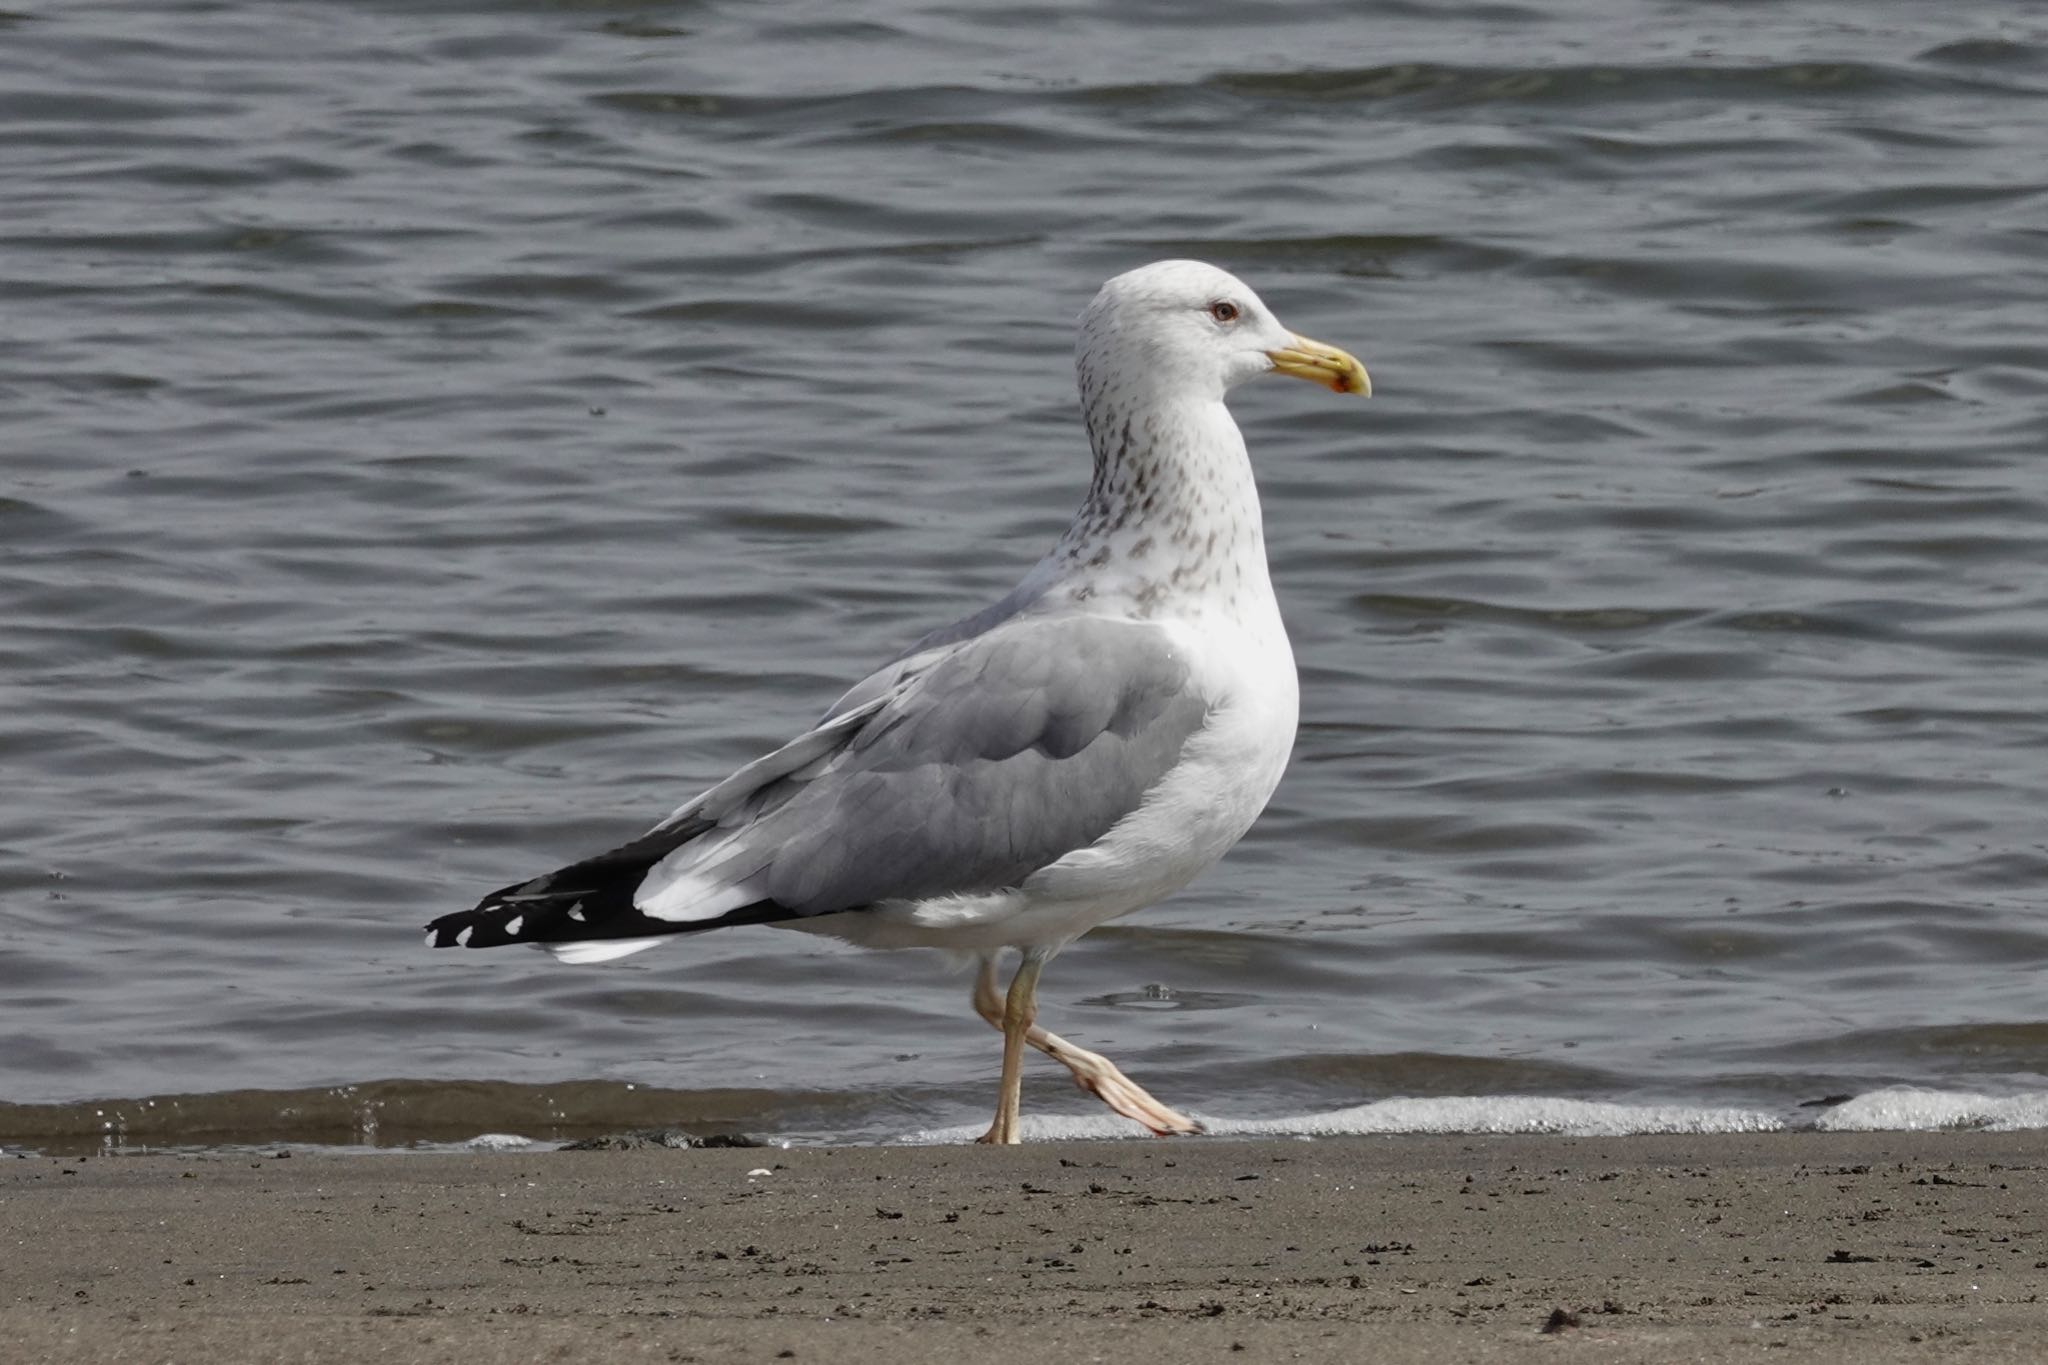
[1208,300,1240,324]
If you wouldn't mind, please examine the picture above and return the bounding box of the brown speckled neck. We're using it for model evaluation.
[1044,384,1269,619]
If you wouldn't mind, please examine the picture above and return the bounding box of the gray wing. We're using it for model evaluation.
[638,612,1210,919]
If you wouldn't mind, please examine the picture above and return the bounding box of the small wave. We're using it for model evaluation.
[1816,1086,2048,1133]
[464,1132,541,1151]
[909,1095,1783,1144]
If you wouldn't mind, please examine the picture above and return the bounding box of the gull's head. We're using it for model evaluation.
[1076,259,1370,406]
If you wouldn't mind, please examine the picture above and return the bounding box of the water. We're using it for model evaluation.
[4,0,2046,1152]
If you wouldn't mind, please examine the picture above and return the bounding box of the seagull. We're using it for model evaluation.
[426,260,1368,1144]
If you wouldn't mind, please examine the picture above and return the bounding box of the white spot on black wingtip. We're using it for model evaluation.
[504,915,524,937]
[424,930,438,948]
[455,926,473,947]
[567,903,586,922]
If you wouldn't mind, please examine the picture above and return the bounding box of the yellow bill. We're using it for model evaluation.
[1266,334,1371,396]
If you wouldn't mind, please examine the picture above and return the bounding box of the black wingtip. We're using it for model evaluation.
[423,913,484,949]
[425,893,540,949]
[428,814,810,955]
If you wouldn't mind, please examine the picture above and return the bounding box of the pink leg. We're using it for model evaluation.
[972,956,1203,1138]
[975,953,1041,1145]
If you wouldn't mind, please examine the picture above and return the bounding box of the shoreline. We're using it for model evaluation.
[5,1130,2042,1362]
[7,1076,2038,1159]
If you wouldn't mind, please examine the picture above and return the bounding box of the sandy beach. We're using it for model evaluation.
[3,1131,2042,1362]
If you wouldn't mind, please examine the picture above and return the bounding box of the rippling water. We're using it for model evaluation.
[4,0,2046,1150]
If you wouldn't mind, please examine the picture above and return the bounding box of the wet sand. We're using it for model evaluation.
[4,1132,2042,1362]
